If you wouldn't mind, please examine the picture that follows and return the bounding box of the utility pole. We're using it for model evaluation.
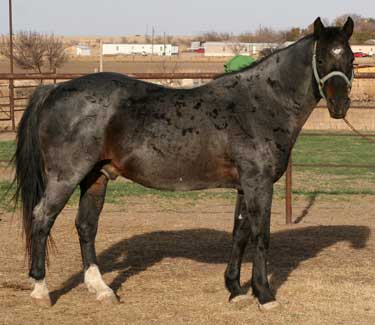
[163,32,166,56]
[99,39,103,72]
[9,0,15,131]
[151,26,155,56]
[8,0,14,75]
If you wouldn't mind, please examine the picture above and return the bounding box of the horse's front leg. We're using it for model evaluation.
[240,171,279,310]
[225,190,252,302]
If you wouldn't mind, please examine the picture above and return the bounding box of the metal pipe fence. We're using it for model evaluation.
[1,72,375,224]
[285,131,375,224]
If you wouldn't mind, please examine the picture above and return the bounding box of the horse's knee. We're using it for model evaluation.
[225,264,239,282]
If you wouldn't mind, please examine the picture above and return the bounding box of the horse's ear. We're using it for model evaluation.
[314,17,325,38]
[342,17,354,40]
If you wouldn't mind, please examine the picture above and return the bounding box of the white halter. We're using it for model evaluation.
[312,41,354,100]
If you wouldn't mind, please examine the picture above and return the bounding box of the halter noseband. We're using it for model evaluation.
[312,41,354,100]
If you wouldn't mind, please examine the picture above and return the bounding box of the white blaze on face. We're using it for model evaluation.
[332,47,344,57]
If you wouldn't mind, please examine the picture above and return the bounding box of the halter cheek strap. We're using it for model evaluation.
[312,41,354,100]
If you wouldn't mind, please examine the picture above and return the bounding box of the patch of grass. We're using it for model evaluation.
[0,141,16,162]
[0,179,236,210]
[0,181,16,211]
[68,180,236,205]
[294,133,375,167]
[292,188,375,196]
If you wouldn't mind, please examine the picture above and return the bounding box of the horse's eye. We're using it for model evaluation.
[318,60,323,65]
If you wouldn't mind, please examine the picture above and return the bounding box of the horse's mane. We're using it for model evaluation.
[214,34,315,80]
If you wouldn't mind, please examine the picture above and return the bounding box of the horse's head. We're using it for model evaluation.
[313,17,354,119]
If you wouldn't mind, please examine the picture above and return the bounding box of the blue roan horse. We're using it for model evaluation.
[14,17,354,309]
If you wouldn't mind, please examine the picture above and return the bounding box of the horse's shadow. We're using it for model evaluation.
[50,225,370,304]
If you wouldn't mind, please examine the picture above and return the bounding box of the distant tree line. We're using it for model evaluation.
[197,14,375,44]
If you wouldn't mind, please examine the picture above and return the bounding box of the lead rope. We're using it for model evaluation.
[343,117,375,145]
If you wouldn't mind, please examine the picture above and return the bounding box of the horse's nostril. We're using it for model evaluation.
[328,98,336,105]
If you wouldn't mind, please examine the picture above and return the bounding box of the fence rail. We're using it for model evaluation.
[0,72,219,130]
[1,72,375,224]
[0,72,218,80]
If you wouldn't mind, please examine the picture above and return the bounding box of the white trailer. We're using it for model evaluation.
[103,44,178,56]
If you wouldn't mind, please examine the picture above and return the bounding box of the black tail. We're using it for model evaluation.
[12,84,56,262]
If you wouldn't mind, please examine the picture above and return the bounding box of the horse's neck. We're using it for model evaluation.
[225,37,319,137]
[276,37,320,128]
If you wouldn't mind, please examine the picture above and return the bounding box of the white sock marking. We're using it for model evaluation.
[30,278,50,299]
[84,265,114,300]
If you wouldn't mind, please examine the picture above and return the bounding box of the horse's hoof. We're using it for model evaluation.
[31,295,52,307]
[258,300,280,311]
[85,283,96,294]
[230,294,250,304]
[97,291,118,304]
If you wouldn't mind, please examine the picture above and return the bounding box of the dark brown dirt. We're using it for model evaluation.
[0,195,374,324]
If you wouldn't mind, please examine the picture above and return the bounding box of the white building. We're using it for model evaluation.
[351,45,375,56]
[103,44,179,56]
[65,44,92,56]
[203,42,279,57]
[76,45,91,56]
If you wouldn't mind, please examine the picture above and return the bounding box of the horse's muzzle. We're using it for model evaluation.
[327,97,351,119]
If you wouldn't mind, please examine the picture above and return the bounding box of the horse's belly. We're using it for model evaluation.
[119,155,239,191]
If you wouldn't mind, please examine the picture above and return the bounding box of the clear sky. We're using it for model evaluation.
[0,0,374,36]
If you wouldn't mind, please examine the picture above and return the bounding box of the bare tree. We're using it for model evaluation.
[238,32,256,43]
[238,27,284,43]
[253,27,283,43]
[284,27,301,41]
[228,41,247,55]
[0,31,68,73]
[197,31,232,42]
[44,34,67,72]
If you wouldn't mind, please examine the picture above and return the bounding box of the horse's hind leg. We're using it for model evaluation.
[30,180,77,305]
[75,171,117,304]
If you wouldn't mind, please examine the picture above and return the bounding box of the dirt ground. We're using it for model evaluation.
[0,194,374,324]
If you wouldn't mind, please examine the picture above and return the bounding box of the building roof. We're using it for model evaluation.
[77,45,91,50]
